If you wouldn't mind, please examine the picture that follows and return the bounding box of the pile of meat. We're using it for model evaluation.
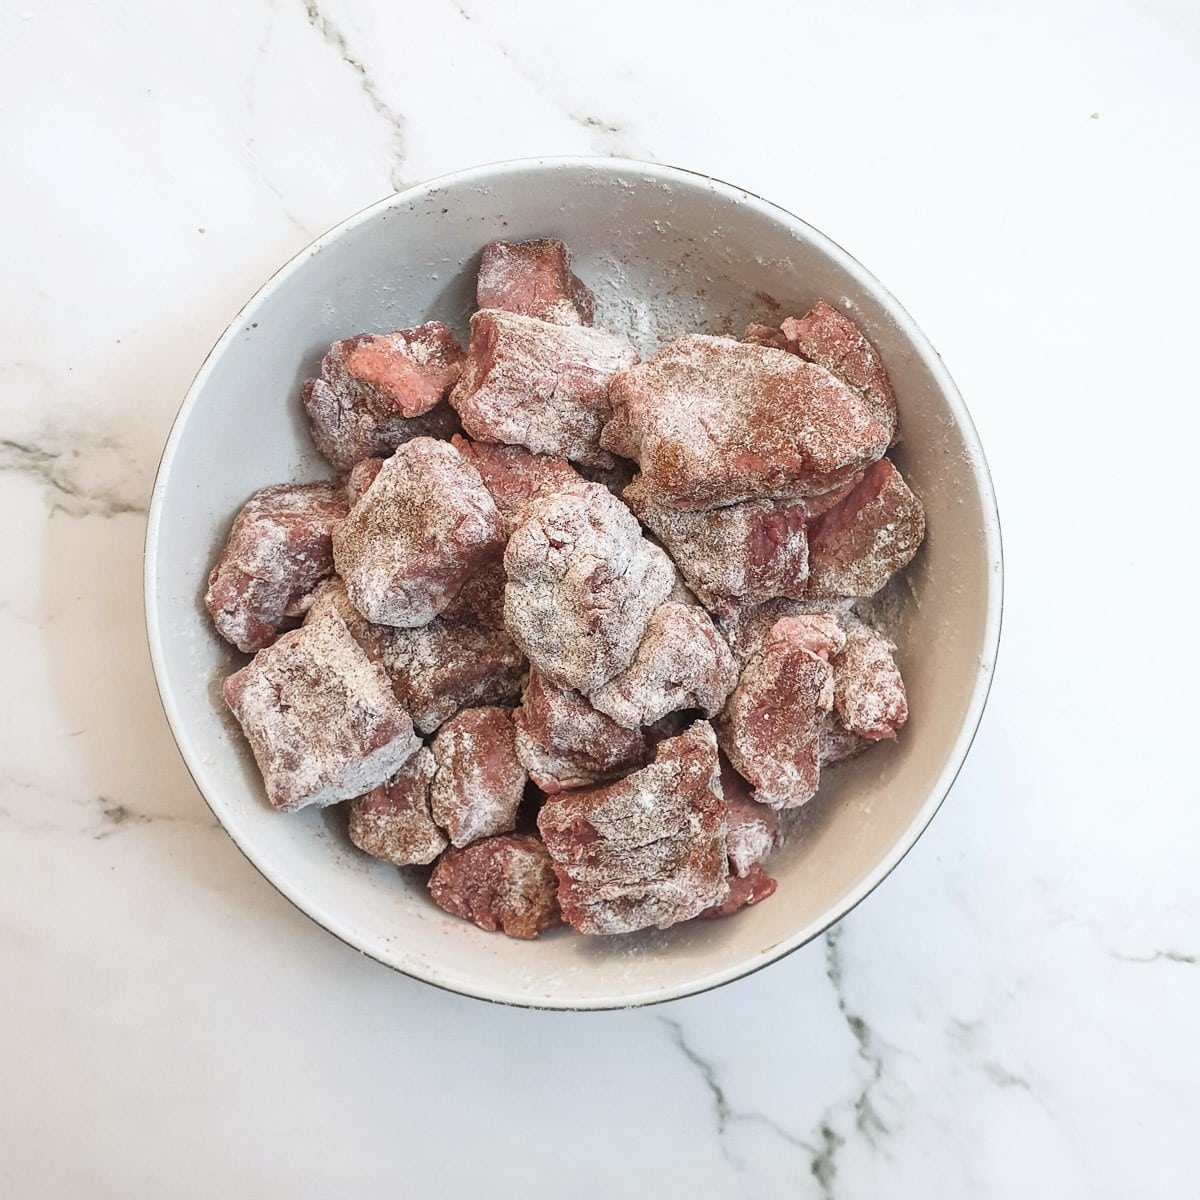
[207,238,924,940]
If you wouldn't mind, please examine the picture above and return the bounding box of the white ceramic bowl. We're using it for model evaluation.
[145,157,1002,1010]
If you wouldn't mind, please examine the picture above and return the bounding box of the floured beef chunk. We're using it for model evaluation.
[429,834,562,939]
[698,863,778,919]
[741,323,790,350]
[806,458,925,598]
[832,621,909,742]
[625,476,809,616]
[513,670,648,793]
[348,747,446,866]
[503,482,675,694]
[342,457,385,506]
[223,608,420,812]
[450,309,637,467]
[205,482,348,653]
[590,602,737,730]
[303,323,464,470]
[717,614,845,809]
[476,239,594,326]
[430,706,528,847]
[333,437,505,627]
[719,756,779,878]
[602,335,889,509]
[781,301,897,438]
[537,721,728,935]
[450,435,588,535]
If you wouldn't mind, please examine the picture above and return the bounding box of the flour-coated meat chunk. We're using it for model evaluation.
[601,335,889,509]
[698,863,777,919]
[205,482,348,653]
[222,608,420,812]
[342,457,385,506]
[450,309,637,468]
[348,747,445,866]
[806,458,925,598]
[625,476,809,616]
[429,834,562,939]
[537,721,728,935]
[781,301,897,438]
[450,434,587,534]
[476,239,594,326]
[302,323,464,470]
[590,602,737,730]
[503,483,675,694]
[717,615,845,809]
[333,437,505,627]
[742,323,789,350]
[718,756,779,877]
[832,621,908,741]
[430,707,527,848]
[512,670,647,792]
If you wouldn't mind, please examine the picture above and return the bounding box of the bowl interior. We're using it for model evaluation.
[146,159,1001,1009]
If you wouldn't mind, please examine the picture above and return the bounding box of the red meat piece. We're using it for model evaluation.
[205,482,349,653]
[781,301,897,438]
[333,437,505,627]
[832,622,909,741]
[476,239,594,326]
[348,747,446,866]
[513,670,648,793]
[450,434,587,534]
[819,716,871,765]
[717,614,846,809]
[803,472,864,521]
[430,707,528,848]
[342,457,385,506]
[742,323,790,351]
[302,323,464,471]
[716,597,847,666]
[625,476,809,616]
[806,458,925,598]
[602,334,890,510]
[223,608,420,812]
[698,863,778,919]
[428,833,562,940]
[306,572,525,734]
[537,721,729,935]
[590,602,738,730]
[503,483,676,693]
[450,309,637,467]
[719,756,779,877]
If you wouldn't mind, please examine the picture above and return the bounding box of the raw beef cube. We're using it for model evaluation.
[223,608,420,812]
[428,833,562,940]
[716,615,846,809]
[742,323,790,350]
[430,707,528,847]
[450,309,637,468]
[205,482,349,653]
[304,575,391,662]
[832,622,909,741]
[537,721,729,935]
[717,597,852,666]
[590,602,738,730]
[302,323,464,471]
[333,437,505,627]
[781,301,897,437]
[719,756,779,877]
[476,239,594,326]
[342,457,385,506]
[806,458,925,598]
[513,670,648,792]
[348,746,446,866]
[625,476,809,616]
[803,472,865,520]
[602,334,889,509]
[450,434,587,534]
[698,863,778,919]
[504,483,675,693]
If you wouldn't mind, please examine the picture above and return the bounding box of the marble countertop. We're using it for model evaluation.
[2,1,1196,1196]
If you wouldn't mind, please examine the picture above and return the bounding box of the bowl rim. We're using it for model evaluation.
[144,155,1004,1010]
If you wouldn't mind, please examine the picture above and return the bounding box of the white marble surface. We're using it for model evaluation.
[2,0,1197,1195]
